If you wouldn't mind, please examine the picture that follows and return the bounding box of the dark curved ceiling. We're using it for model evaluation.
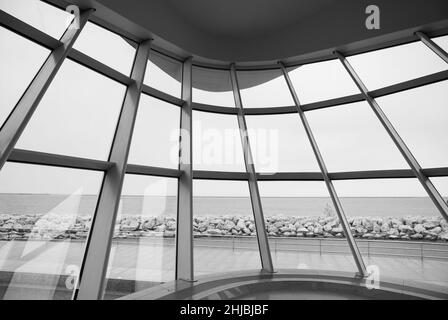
[54,0,448,65]
[164,0,334,39]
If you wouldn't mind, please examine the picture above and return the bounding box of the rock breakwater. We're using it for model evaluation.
[0,213,447,242]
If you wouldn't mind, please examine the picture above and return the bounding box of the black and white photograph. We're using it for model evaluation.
[0,0,447,306]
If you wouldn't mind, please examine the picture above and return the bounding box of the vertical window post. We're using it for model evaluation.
[0,9,93,170]
[230,64,274,273]
[335,50,448,223]
[75,39,152,300]
[176,57,194,281]
[279,62,368,277]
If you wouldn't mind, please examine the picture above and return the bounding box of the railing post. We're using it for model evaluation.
[0,9,93,170]
[230,64,274,273]
[421,243,424,262]
[279,62,367,277]
[335,51,448,223]
[75,39,152,300]
[176,57,194,282]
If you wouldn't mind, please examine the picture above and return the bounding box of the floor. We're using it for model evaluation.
[0,238,447,299]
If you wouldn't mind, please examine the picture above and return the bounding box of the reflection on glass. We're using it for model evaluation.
[0,27,50,127]
[333,178,448,287]
[104,175,177,300]
[377,81,448,168]
[245,114,319,172]
[307,101,408,172]
[0,163,103,300]
[347,41,447,90]
[192,111,245,172]
[193,67,235,107]
[144,51,182,98]
[74,22,136,75]
[193,180,260,277]
[258,181,355,272]
[128,95,180,169]
[237,69,294,108]
[288,59,360,104]
[16,59,126,160]
[0,0,73,40]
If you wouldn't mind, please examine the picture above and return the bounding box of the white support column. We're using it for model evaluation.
[0,9,93,170]
[76,40,152,300]
[230,64,274,273]
[176,57,194,281]
[280,63,367,277]
[335,50,448,223]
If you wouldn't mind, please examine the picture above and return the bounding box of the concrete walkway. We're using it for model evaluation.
[0,237,447,299]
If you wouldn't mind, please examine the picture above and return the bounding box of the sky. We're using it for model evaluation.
[0,0,448,198]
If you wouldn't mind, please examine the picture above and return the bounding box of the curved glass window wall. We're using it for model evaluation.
[0,1,447,299]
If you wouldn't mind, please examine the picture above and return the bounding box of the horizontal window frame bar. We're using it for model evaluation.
[8,149,448,181]
[192,103,237,114]
[0,10,60,50]
[141,85,184,106]
[7,149,114,171]
[190,68,448,115]
[6,150,448,181]
[257,172,324,181]
[126,164,182,178]
[329,168,448,180]
[68,49,133,86]
[369,70,448,98]
[193,171,249,181]
[301,94,366,112]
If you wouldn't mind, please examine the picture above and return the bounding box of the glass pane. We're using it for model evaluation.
[245,114,319,172]
[144,51,182,98]
[193,66,234,107]
[16,59,126,160]
[258,181,356,272]
[431,177,448,202]
[0,0,73,40]
[347,41,447,90]
[104,175,177,299]
[73,22,136,75]
[333,179,448,287]
[193,180,260,277]
[237,69,294,108]
[377,81,448,168]
[0,27,50,127]
[287,59,360,104]
[0,163,103,300]
[128,95,180,169]
[192,111,245,172]
[432,35,448,54]
[306,101,409,172]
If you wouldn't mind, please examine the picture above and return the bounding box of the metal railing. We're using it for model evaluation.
[109,235,448,261]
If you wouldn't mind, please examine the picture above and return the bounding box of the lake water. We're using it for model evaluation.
[0,194,445,218]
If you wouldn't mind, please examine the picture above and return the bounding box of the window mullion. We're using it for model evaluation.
[0,8,93,170]
[280,62,368,277]
[75,39,152,300]
[176,57,194,281]
[335,50,448,223]
[416,31,448,64]
[230,63,274,273]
